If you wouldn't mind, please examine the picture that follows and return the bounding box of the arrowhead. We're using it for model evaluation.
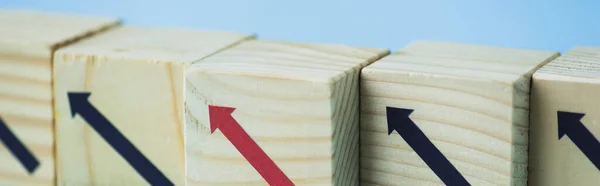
[208,105,236,133]
[557,111,585,139]
[67,92,92,118]
[386,107,414,135]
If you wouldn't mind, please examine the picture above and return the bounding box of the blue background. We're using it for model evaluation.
[3,0,598,53]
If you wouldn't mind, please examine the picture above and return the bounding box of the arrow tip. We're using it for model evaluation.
[557,111,585,139]
[67,92,91,118]
[208,105,236,133]
[386,107,414,135]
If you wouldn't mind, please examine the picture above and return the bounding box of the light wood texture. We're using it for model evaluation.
[185,40,389,185]
[0,9,119,186]
[360,41,559,186]
[529,46,600,186]
[53,26,253,185]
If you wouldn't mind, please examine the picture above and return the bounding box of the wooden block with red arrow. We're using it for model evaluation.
[0,10,119,186]
[53,26,254,185]
[359,41,559,186]
[529,46,600,186]
[185,40,389,185]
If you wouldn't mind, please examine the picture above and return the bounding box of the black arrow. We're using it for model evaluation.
[386,106,470,186]
[557,111,600,170]
[68,92,173,186]
[0,117,39,174]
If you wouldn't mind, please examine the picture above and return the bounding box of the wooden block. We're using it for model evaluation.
[360,41,559,186]
[53,26,253,185]
[185,40,389,185]
[0,9,119,186]
[529,46,600,186]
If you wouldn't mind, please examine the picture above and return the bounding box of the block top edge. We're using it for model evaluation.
[363,40,559,83]
[56,26,254,63]
[0,9,120,54]
[534,46,600,81]
[187,39,390,82]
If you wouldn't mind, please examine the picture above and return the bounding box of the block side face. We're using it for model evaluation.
[58,26,253,63]
[0,53,54,185]
[184,70,334,185]
[360,68,519,185]
[508,52,559,185]
[330,69,360,185]
[529,77,600,186]
[190,40,389,83]
[54,53,186,185]
[509,77,533,186]
[0,10,120,57]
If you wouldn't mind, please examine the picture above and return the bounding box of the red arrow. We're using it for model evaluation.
[209,105,294,186]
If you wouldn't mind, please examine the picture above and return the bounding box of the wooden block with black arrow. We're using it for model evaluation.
[360,41,559,186]
[53,26,253,185]
[0,9,119,186]
[529,46,600,186]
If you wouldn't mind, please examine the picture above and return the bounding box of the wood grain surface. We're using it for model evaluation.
[53,26,252,185]
[360,41,559,186]
[0,9,119,186]
[185,40,389,185]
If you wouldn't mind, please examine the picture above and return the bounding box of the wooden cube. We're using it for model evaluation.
[0,9,119,185]
[360,41,559,186]
[53,26,253,185]
[529,46,600,186]
[185,40,389,185]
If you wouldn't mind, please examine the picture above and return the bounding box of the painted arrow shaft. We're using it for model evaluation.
[387,107,470,186]
[75,100,173,186]
[0,117,39,174]
[562,120,600,170]
[395,119,469,185]
[217,118,294,186]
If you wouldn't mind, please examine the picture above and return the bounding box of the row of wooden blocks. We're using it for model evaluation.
[1,9,599,186]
